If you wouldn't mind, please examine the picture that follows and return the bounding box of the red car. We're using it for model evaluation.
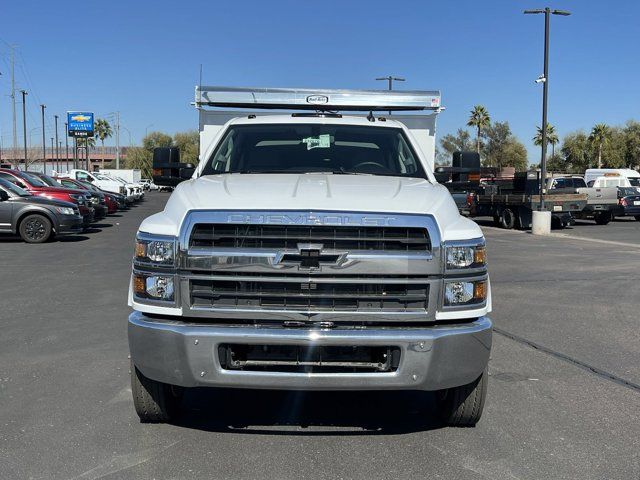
[55,177,118,215]
[0,169,95,228]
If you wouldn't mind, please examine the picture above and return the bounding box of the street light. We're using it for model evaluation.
[20,90,27,169]
[54,115,60,173]
[40,104,46,164]
[375,76,405,115]
[524,7,571,215]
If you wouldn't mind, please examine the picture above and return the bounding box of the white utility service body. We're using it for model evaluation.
[127,87,492,426]
[99,169,142,184]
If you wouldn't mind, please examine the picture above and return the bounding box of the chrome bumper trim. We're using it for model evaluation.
[128,311,491,391]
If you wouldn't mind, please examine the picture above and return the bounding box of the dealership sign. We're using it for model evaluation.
[67,112,94,137]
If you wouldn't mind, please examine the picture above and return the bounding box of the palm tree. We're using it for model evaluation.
[467,105,491,156]
[94,119,113,170]
[533,123,559,157]
[589,124,611,168]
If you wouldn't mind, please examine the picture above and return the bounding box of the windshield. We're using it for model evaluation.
[38,174,62,187]
[619,187,639,196]
[0,178,31,196]
[19,172,48,187]
[202,124,427,178]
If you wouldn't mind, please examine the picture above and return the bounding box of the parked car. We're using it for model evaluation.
[140,178,158,191]
[0,178,83,243]
[617,187,640,220]
[0,169,95,228]
[27,172,108,220]
[52,176,117,216]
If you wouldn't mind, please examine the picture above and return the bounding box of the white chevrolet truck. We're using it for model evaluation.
[128,87,492,427]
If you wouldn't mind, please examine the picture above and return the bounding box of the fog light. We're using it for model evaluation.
[145,276,174,300]
[444,280,487,306]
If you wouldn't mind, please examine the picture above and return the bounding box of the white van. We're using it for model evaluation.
[584,169,640,188]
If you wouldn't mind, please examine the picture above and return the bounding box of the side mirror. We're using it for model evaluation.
[153,147,195,186]
[0,190,9,201]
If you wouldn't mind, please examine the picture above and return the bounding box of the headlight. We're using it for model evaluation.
[68,193,84,204]
[444,280,487,306]
[135,234,175,265]
[445,244,486,269]
[55,206,76,215]
[134,274,174,301]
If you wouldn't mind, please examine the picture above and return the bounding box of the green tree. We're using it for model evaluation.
[94,118,113,170]
[467,105,490,155]
[623,121,640,168]
[589,123,611,168]
[439,128,475,162]
[560,131,591,172]
[143,131,173,152]
[124,147,152,177]
[482,121,528,171]
[533,123,559,157]
[173,130,199,165]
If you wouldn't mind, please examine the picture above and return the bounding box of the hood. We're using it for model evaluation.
[141,174,482,241]
[31,186,87,196]
[11,195,77,209]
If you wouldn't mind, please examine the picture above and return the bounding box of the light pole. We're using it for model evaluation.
[65,122,70,172]
[40,104,46,164]
[54,115,60,173]
[375,76,405,115]
[50,137,54,174]
[524,7,570,213]
[20,90,28,169]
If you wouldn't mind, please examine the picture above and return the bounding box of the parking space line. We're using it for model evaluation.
[494,327,640,394]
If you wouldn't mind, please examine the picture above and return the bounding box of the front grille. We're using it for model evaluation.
[190,278,429,312]
[218,344,401,373]
[189,224,430,251]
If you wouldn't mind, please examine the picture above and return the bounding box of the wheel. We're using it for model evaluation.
[438,368,488,427]
[500,208,516,229]
[635,215,640,222]
[594,211,612,225]
[19,214,53,243]
[131,362,182,423]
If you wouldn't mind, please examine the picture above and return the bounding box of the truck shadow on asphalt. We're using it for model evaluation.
[173,388,444,435]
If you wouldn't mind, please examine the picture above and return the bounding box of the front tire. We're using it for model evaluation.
[19,214,53,243]
[131,362,182,423]
[634,215,640,222]
[438,368,488,427]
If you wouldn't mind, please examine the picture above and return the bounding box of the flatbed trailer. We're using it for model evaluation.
[473,192,588,229]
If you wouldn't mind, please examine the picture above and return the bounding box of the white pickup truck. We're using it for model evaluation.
[63,169,141,203]
[128,87,492,427]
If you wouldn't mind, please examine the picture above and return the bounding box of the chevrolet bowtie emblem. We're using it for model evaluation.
[278,243,345,270]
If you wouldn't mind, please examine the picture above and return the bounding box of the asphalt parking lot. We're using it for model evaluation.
[1,192,639,480]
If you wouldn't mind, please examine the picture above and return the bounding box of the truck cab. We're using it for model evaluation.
[128,87,492,427]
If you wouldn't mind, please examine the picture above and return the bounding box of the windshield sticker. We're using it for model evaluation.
[302,134,331,150]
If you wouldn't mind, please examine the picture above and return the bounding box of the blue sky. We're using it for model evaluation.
[1,0,638,163]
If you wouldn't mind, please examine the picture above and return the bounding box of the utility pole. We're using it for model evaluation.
[11,45,17,168]
[65,122,69,172]
[54,115,60,173]
[20,90,27,169]
[115,111,121,169]
[50,137,54,174]
[524,8,570,214]
[375,75,405,115]
[40,105,46,165]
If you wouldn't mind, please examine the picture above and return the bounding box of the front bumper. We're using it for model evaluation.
[128,312,492,391]
[57,215,84,234]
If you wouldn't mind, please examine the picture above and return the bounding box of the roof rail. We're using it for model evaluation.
[194,86,441,112]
